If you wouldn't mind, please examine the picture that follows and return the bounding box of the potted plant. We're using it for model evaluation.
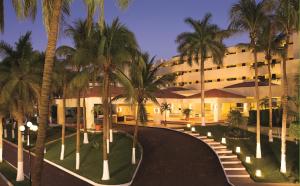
[182,108,192,121]
[160,102,171,125]
[227,109,248,138]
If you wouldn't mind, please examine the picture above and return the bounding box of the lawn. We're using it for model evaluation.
[193,125,299,183]
[0,161,30,186]
[4,125,76,149]
[44,132,141,185]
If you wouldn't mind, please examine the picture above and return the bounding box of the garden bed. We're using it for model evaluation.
[0,161,29,186]
[44,132,141,185]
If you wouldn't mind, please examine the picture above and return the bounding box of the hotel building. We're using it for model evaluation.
[55,33,300,129]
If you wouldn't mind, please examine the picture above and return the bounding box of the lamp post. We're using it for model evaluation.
[19,121,38,186]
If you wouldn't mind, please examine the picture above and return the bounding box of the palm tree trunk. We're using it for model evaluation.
[16,109,24,181]
[253,44,261,159]
[60,88,66,160]
[0,116,3,163]
[108,88,113,143]
[200,56,205,126]
[76,92,81,170]
[132,103,140,164]
[267,58,273,142]
[101,70,110,180]
[83,94,89,144]
[280,36,289,173]
[32,1,63,185]
[98,0,105,33]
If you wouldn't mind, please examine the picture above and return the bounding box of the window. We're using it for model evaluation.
[217,66,221,69]
[205,68,213,71]
[195,69,199,72]
[242,63,246,66]
[195,80,199,84]
[241,49,246,52]
[189,82,192,84]
[242,76,246,80]
[217,78,221,82]
[271,74,277,80]
[236,103,243,108]
[271,59,277,65]
[227,78,237,81]
[289,57,294,60]
[205,80,213,83]
[227,65,236,68]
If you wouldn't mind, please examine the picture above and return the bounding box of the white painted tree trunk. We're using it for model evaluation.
[12,129,15,139]
[201,117,205,126]
[106,139,110,154]
[109,129,113,143]
[4,129,7,138]
[27,135,30,146]
[280,153,286,173]
[131,147,136,164]
[76,152,80,170]
[268,129,273,142]
[0,148,2,163]
[83,132,89,144]
[256,143,261,159]
[60,144,65,160]
[101,160,110,180]
[0,119,2,162]
[44,148,47,154]
[16,162,24,181]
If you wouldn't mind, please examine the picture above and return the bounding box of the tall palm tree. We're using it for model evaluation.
[256,17,279,142]
[160,102,171,125]
[274,0,299,173]
[56,19,93,170]
[85,18,138,180]
[229,0,272,158]
[115,52,175,164]
[176,13,228,126]
[0,32,42,181]
[52,58,73,160]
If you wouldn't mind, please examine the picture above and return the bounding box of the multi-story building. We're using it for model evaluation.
[54,33,299,128]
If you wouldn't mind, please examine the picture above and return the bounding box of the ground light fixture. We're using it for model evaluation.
[245,156,251,164]
[187,124,191,128]
[236,146,241,154]
[255,169,262,177]
[221,137,226,144]
[191,127,196,132]
[207,132,212,137]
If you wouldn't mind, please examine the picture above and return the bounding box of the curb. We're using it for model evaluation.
[0,171,13,186]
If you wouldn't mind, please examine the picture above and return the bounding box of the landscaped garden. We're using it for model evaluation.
[0,161,29,186]
[192,125,299,183]
[44,132,141,185]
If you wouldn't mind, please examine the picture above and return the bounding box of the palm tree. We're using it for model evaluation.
[256,17,278,142]
[160,102,171,125]
[52,58,73,160]
[115,52,175,164]
[0,32,42,181]
[274,0,299,173]
[176,13,228,126]
[56,19,93,170]
[229,0,272,159]
[91,19,138,180]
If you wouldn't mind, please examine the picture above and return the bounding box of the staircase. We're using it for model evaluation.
[175,128,253,185]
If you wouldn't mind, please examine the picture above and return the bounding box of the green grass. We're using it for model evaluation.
[5,126,76,149]
[0,161,30,186]
[44,132,141,185]
[193,125,299,183]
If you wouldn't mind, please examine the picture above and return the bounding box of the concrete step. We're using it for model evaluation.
[226,170,250,178]
[221,161,241,165]
[222,164,245,168]
[216,150,232,154]
[220,155,238,159]
[202,139,214,142]
[207,142,220,145]
[189,133,200,137]
[197,136,207,139]
[211,145,227,150]
[224,167,246,171]
[226,175,250,178]
[175,129,184,132]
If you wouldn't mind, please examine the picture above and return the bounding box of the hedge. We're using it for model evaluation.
[248,109,282,127]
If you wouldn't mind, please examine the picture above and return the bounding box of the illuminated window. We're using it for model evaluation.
[242,63,246,66]
[227,65,236,68]
[227,78,237,81]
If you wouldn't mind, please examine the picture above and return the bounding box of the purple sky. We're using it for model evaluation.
[1,0,248,59]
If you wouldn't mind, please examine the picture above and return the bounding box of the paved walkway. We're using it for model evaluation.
[116,125,231,186]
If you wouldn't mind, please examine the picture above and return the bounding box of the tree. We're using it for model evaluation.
[115,52,175,164]
[160,102,171,125]
[176,13,229,126]
[0,32,42,181]
[274,0,299,173]
[256,17,279,142]
[229,0,272,158]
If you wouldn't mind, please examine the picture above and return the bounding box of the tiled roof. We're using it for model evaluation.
[164,87,190,91]
[187,89,245,98]
[154,89,186,99]
[224,81,277,88]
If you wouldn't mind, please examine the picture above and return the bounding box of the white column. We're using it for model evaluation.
[85,99,94,130]
[213,102,222,122]
[243,103,249,116]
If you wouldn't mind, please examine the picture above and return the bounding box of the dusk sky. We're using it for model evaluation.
[1,0,249,60]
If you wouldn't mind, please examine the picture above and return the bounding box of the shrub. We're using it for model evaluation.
[248,109,282,127]
[289,121,300,140]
